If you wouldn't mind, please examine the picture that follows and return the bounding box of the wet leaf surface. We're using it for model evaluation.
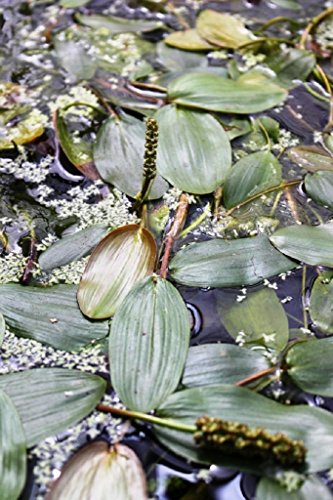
[256,476,332,500]
[0,313,5,348]
[288,146,333,172]
[196,10,253,49]
[305,171,333,208]
[309,270,333,335]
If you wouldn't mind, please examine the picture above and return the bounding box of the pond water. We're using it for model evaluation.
[1,0,333,498]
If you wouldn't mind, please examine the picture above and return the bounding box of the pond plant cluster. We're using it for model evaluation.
[2,0,333,498]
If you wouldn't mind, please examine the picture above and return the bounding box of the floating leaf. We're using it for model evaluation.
[165,29,215,51]
[39,225,109,272]
[182,344,269,388]
[60,0,89,6]
[168,72,287,114]
[223,151,282,209]
[155,384,333,472]
[78,225,156,319]
[0,369,106,447]
[156,42,208,72]
[256,476,332,500]
[0,312,5,348]
[305,171,333,208]
[0,284,108,351]
[196,10,253,49]
[288,146,333,172]
[47,442,147,500]
[169,235,295,288]
[309,271,333,335]
[156,105,231,194]
[93,113,168,198]
[266,48,315,88]
[286,337,333,397]
[217,288,289,352]
[0,390,26,500]
[270,222,333,267]
[269,0,300,10]
[76,13,162,33]
[56,114,100,180]
[54,37,97,81]
[109,276,190,412]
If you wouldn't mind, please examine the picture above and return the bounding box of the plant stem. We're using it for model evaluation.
[301,265,308,330]
[258,16,299,33]
[96,404,196,433]
[284,186,302,225]
[235,366,277,387]
[159,193,189,278]
[225,179,302,216]
[303,83,331,104]
[299,6,333,49]
[180,203,211,238]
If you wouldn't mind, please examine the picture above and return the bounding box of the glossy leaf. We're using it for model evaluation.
[47,442,147,500]
[165,29,214,51]
[270,222,333,267]
[0,368,106,447]
[286,337,333,396]
[197,10,253,49]
[305,171,333,208]
[155,384,333,472]
[223,151,282,209]
[266,48,315,88]
[76,13,162,33]
[156,105,231,194]
[256,476,332,500]
[93,113,168,198]
[0,312,5,347]
[0,284,108,351]
[156,42,208,72]
[78,224,156,319]
[168,72,287,114]
[288,146,333,172]
[39,225,109,271]
[310,271,333,335]
[269,0,300,9]
[182,344,269,388]
[110,276,190,412]
[217,288,289,352]
[0,390,26,500]
[169,235,295,288]
[56,114,100,180]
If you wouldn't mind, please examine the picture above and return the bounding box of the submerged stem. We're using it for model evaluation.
[235,366,277,387]
[299,6,333,49]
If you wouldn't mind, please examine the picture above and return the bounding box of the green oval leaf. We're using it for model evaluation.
[182,344,269,388]
[0,368,106,447]
[155,384,333,472]
[270,223,333,267]
[157,42,208,72]
[110,276,190,412]
[217,288,289,352]
[164,29,214,51]
[309,271,333,335]
[0,390,26,500]
[196,10,253,49]
[93,113,168,199]
[286,337,333,397]
[305,171,333,209]
[256,476,332,500]
[76,13,162,33]
[39,225,109,272]
[223,151,282,209]
[48,442,147,500]
[0,284,108,351]
[266,48,315,89]
[288,146,333,173]
[156,105,231,194]
[169,235,295,288]
[168,72,287,114]
[78,225,157,319]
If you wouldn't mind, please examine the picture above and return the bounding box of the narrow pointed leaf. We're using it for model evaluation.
[182,344,269,388]
[286,337,333,397]
[269,0,300,10]
[270,223,333,267]
[155,384,333,472]
[223,151,282,209]
[93,113,168,198]
[217,288,289,352]
[39,225,109,271]
[0,312,5,347]
[309,271,333,334]
[168,72,287,114]
[305,171,333,208]
[47,442,147,500]
[0,284,108,351]
[256,476,332,500]
[0,390,26,500]
[76,13,162,33]
[197,10,253,49]
[0,369,106,447]
[78,224,156,319]
[110,276,191,412]
[165,29,215,51]
[169,235,295,288]
[156,105,231,194]
[288,146,333,172]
